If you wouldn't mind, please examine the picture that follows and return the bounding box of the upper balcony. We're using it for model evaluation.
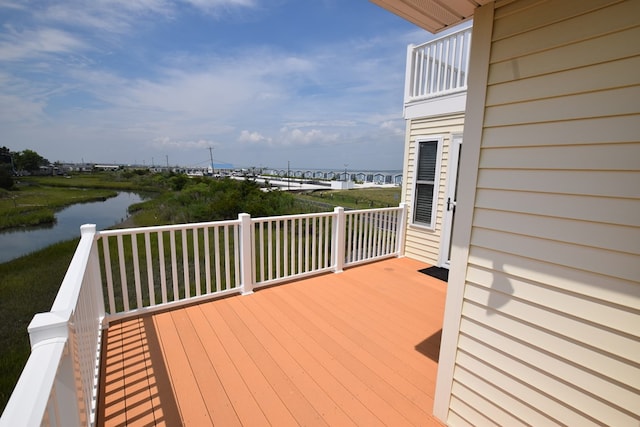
[0,205,447,426]
[404,24,472,119]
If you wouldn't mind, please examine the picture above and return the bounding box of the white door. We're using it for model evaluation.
[439,134,462,268]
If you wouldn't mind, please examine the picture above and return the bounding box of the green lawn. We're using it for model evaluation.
[293,187,402,210]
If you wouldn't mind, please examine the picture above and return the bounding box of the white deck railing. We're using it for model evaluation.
[0,225,104,427]
[1,204,407,426]
[405,25,472,103]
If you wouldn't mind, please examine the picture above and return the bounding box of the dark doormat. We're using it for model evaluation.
[418,266,449,282]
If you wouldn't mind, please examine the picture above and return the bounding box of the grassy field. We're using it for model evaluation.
[0,238,79,411]
[294,187,402,210]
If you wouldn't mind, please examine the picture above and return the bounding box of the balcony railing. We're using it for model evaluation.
[0,204,407,427]
[405,25,472,103]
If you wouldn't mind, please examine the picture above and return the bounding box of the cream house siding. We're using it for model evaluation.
[401,113,464,265]
[441,0,640,425]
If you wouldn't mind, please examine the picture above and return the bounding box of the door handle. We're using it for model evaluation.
[447,197,456,211]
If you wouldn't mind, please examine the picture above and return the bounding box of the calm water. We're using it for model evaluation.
[0,192,143,263]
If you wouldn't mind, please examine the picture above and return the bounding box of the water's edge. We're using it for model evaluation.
[0,192,143,264]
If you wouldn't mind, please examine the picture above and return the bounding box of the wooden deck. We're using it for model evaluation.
[97,257,447,426]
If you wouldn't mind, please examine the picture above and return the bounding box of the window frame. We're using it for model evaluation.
[411,136,444,230]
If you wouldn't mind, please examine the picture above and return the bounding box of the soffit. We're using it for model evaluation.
[370,0,491,33]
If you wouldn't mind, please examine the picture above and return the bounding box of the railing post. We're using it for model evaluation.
[332,207,345,273]
[239,213,254,295]
[83,225,107,328]
[397,203,408,257]
[404,43,415,103]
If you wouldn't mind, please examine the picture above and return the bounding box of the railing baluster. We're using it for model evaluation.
[290,218,296,275]
[318,216,323,268]
[384,210,392,254]
[193,228,201,297]
[234,223,240,289]
[182,229,189,299]
[259,221,265,282]
[365,212,373,259]
[102,236,115,314]
[158,231,167,304]
[297,218,303,274]
[345,214,352,263]
[144,232,155,306]
[170,230,179,301]
[214,226,221,292]
[268,220,273,280]
[204,226,211,294]
[275,219,281,278]
[311,217,317,271]
[449,35,457,90]
[392,209,400,254]
[283,219,289,277]
[131,233,143,309]
[224,225,231,289]
[443,37,451,90]
[417,48,424,96]
[304,217,310,273]
[116,234,129,312]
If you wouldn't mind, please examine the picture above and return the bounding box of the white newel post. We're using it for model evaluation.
[84,225,106,327]
[239,213,254,295]
[397,203,408,257]
[332,207,345,273]
[25,311,83,427]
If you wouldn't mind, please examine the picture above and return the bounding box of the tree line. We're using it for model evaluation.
[0,147,50,189]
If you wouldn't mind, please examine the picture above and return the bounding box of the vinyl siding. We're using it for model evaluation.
[448,0,640,425]
[402,113,464,265]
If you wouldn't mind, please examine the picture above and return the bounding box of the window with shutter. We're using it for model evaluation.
[412,138,442,229]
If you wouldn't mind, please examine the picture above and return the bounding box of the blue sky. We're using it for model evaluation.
[0,0,432,170]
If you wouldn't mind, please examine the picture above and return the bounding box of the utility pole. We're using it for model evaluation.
[208,147,214,175]
[287,160,290,190]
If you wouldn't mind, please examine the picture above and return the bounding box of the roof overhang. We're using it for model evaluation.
[370,0,491,33]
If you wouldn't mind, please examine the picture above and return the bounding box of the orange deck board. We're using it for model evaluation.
[98,257,446,426]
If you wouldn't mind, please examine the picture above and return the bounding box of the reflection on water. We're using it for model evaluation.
[0,192,143,264]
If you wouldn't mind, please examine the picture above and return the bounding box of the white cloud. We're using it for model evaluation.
[380,120,404,136]
[0,93,46,122]
[181,0,257,12]
[0,1,25,10]
[0,27,87,61]
[37,0,259,35]
[279,127,339,146]
[239,130,271,143]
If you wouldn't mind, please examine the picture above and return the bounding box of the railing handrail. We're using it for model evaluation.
[98,218,241,236]
[251,210,337,224]
[410,23,472,51]
[50,224,97,314]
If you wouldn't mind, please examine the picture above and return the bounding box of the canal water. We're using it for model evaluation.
[0,192,143,264]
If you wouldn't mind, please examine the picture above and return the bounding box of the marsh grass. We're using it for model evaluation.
[0,181,118,230]
[0,239,78,411]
